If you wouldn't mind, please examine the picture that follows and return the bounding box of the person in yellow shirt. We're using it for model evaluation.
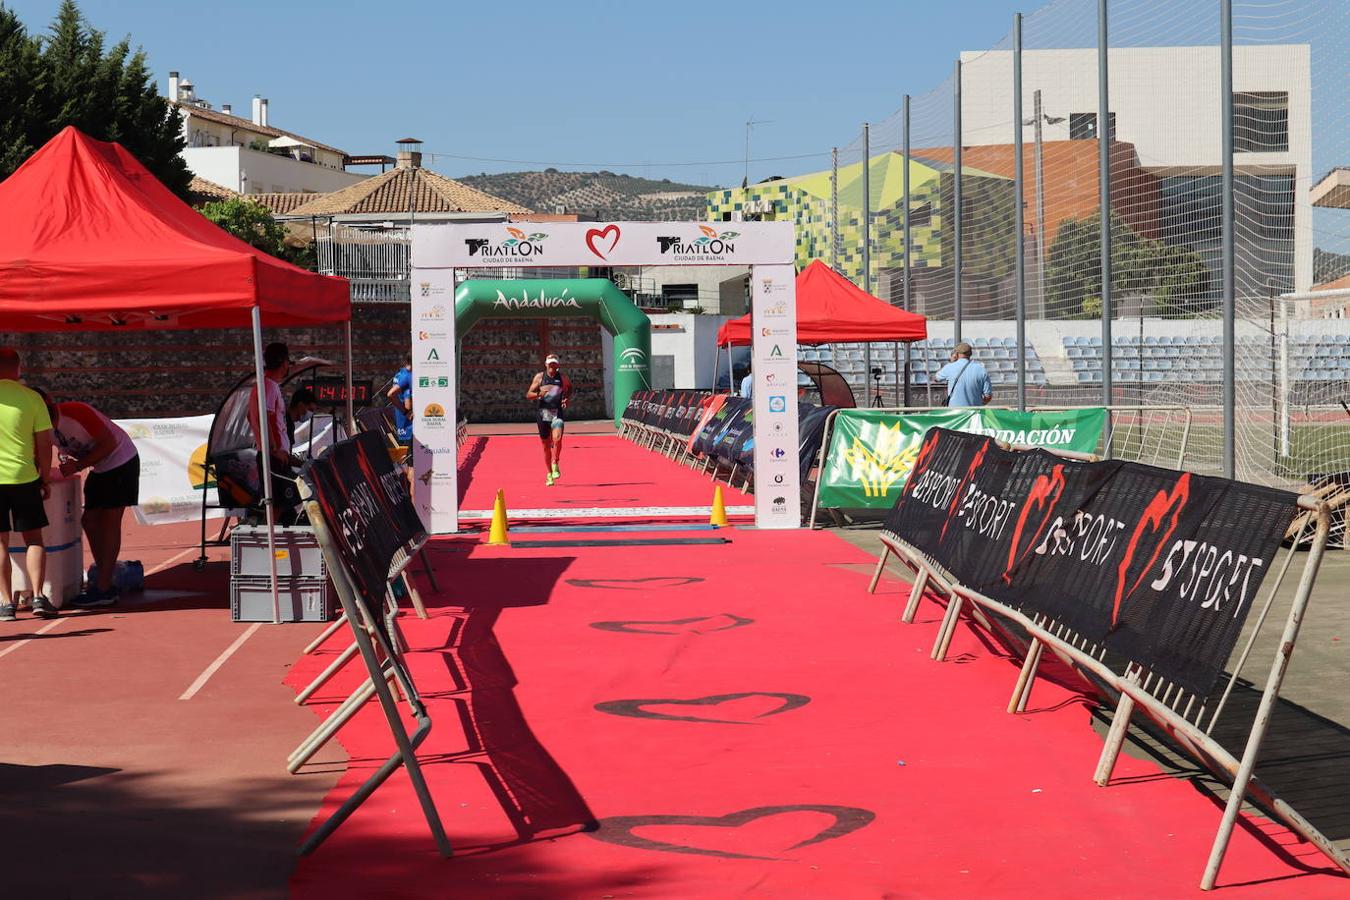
[0,348,56,620]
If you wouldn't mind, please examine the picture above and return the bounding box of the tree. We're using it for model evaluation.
[200,197,316,269]
[201,198,287,257]
[1046,211,1211,319]
[0,1,191,196]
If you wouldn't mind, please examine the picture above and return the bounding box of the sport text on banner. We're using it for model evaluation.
[883,428,1297,696]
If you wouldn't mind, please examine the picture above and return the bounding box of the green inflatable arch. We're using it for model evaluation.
[454,278,652,426]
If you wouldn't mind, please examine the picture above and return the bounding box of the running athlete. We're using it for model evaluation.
[526,354,572,486]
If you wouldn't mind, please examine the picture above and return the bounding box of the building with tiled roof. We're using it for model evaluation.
[284,148,531,221]
[168,71,367,197]
[186,175,239,205]
[251,192,326,216]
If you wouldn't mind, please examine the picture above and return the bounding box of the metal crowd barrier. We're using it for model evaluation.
[866,442,1348,890]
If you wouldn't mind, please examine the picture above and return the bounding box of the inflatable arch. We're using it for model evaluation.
[454,278,651,426]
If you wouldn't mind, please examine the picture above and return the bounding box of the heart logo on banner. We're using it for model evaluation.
[594,692,810,725]
[590,613,754,635]
[587,805,876,860]
[585,224,621,260]
[566,576,704,591]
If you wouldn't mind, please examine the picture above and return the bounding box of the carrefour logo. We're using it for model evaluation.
[656,225,740,259]
[618,347,647,372]
[465,226,548,259]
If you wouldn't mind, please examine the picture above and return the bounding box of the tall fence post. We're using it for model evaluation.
[1099,0,1114,440]
[953,60,964,345]
[863,122,872,401]
[1220,0,1236,480]
[831,147,840,272]
[903,94,913,408]
[1013,13,1027,411]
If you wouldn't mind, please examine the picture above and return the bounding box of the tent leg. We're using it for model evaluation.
[344,320,356,434]
[251,307,281,625]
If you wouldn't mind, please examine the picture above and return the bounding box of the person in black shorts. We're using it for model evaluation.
[36,389,141,608]
[526,354,573,487]
[0,348,56,621]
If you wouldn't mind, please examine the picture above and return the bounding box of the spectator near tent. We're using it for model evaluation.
[35,389,141,608]
[389,353,414,445]
[248,342,303,526]
[0,348,57,621]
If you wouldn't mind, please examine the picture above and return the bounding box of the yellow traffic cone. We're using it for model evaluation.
[487,489,510,546]
[710,485,729,528]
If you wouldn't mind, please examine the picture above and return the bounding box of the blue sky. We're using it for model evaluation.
[6,0,1028,186]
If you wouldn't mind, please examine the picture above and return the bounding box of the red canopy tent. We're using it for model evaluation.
[0,127,351,622]
[716,259,926,347]
[0,126,348,331]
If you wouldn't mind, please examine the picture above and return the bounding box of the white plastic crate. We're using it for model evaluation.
[231,525,327,579]
[230,575,332,623]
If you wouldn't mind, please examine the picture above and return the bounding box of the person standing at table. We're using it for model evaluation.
[36,390,140,609]
[247,342,302,526]
[0,348,56,621]
[526,354,572,486]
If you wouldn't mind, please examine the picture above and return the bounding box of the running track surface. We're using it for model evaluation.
[287,435,1349,898]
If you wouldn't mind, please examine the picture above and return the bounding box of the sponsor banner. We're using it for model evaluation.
[884,428,1296,695]
[302,430,425,621]
[114,414,218,526]
[409,266,459,533]
[751,264,800,529]
[816,407,1106,511]
[412,221,795,269]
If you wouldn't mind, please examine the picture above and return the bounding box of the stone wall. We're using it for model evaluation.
[12,304,411,419]
[10,305,607,424]
[459,317,605,423]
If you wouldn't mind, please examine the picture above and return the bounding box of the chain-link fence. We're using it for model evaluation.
[726,0,1350,487]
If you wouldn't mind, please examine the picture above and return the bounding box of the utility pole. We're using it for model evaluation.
[744,117,770,188]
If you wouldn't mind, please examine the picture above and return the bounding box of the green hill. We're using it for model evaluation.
[459,170,719,222]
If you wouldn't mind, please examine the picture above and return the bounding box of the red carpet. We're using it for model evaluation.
[457,433,750,517]
[286,437,1348,898]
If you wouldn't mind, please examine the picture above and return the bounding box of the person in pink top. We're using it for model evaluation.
[36,389,140,608]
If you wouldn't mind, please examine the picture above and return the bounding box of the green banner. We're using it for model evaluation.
[815,407,1106,511]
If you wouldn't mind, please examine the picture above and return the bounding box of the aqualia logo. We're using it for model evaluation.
[466,226,549,259]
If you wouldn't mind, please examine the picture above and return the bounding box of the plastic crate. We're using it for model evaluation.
[231,526,327,579]
[230,575,332,623]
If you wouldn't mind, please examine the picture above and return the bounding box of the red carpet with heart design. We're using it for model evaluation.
[284,436,1348,898]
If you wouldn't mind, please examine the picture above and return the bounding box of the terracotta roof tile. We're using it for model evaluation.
[250,192,326,215]
[187,175,238,200]
[284,166,531,217]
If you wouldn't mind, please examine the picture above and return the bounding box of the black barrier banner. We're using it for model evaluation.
[303,430,426,618]
[884,428,1297,696]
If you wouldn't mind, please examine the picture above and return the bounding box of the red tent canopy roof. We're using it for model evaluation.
[0,126,349,332]
[717,260,926,346]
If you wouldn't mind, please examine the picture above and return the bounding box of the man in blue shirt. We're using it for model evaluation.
[388,354,413,444]
[739,363,753,400]
[936,342,993,407]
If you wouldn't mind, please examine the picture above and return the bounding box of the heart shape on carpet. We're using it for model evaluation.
[566,576,704,590]
[589,613,754,635]
[587,804,876,860]
[593,692,809,724]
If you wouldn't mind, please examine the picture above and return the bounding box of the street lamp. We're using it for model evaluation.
[1023,90,1065,317]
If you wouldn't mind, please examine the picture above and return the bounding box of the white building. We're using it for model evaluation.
[958,45,1313,293]
[167,72,366,196]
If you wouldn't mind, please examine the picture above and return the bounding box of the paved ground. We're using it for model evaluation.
[830,519,1350,855]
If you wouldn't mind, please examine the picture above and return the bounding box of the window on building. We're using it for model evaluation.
[1069,112,1116,141]
[661,283,699,309]
[1234,92,1288,153]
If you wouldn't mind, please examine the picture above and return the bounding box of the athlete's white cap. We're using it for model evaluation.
[545,354,560,365]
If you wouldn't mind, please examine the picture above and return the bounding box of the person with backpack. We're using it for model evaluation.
[935,342,993,407]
